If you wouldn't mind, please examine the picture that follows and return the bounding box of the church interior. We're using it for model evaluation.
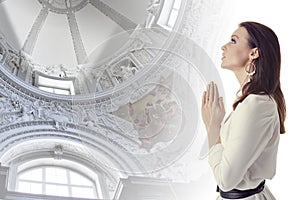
[0,0,235,199]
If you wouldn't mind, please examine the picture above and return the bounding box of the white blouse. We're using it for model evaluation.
[208,94,280,199]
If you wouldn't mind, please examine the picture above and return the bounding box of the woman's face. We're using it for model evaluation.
[221,27,252,71]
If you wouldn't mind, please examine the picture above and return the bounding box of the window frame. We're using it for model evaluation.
[16,165,98,198]
[157,0,182,30]
[33,71,76,95]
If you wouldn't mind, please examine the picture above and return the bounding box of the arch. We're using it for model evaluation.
[0,125,144,174]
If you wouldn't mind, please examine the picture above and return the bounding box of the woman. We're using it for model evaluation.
[201,21,286,199]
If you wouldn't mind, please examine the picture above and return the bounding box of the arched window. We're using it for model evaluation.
[157,0,182,30]
[16,166,98,198]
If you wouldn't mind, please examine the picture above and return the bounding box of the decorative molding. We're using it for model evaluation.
[3,142,120,181]
[0,26,169,98]
[0,126,141,173]
[53,144,63,160]
[145,0,162,28]
[38,0,89,14]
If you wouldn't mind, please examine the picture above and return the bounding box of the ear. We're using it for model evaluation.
[249,47,259,59]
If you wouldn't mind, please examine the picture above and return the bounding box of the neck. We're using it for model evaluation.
[234,69,248,87]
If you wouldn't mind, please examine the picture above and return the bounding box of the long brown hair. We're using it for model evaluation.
[233,21,286,133]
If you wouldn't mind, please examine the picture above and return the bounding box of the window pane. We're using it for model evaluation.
[53,88,70,95]
[16,166,99,198]
[173,0,181,9]
[69,171,93,186]
[37,75,74,95]
[45,167,67,184]
[18,168,42,181]
[71,186,95,198]
[38,86,54,93]
[38,76,72,89]
[39,86,71,95]
[46,184,69,197]
[168,10,179,27]
[18,181,43,194]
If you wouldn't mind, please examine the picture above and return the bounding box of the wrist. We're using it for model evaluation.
[208,122,221,129]
[207,124,221,148]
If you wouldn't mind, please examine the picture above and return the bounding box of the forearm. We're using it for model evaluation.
[207,123,221,148]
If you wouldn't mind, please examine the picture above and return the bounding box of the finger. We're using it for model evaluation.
[202,91,207,105]
[206,84,210,103]
[209,82,214,102]
[214,83,219,103]
[219,97,224,110]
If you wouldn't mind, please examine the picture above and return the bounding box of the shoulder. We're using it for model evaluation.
[235,94,278,117]
[238,94,276,108]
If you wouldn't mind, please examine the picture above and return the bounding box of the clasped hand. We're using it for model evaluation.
[201,81,225,132]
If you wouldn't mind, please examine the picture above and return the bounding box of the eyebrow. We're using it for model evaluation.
[231,34,239,39]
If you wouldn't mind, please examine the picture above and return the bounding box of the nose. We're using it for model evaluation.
[221,44,226,51]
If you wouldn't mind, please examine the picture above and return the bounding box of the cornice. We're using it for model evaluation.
[0,124,144,173]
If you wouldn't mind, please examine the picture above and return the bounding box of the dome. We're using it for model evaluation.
[0,0,232,199]
[0,0,149,69]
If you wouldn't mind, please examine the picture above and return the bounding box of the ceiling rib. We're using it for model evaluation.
[67,11,88,65]
[90,0,137,32]
[22,6,49,55]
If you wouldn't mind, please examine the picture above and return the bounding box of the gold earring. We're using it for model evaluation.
[245,61,256,76]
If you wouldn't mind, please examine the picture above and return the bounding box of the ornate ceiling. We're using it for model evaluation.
[0,0,236,199]
[0,0,149,70]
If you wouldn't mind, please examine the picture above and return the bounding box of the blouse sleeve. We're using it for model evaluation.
[208,95,278,191]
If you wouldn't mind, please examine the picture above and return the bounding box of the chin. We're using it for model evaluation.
[220,64,231,70]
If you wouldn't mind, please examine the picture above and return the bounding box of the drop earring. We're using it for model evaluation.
[245,61,256,76]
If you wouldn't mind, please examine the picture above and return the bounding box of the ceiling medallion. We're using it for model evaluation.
[38,0,89,14]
